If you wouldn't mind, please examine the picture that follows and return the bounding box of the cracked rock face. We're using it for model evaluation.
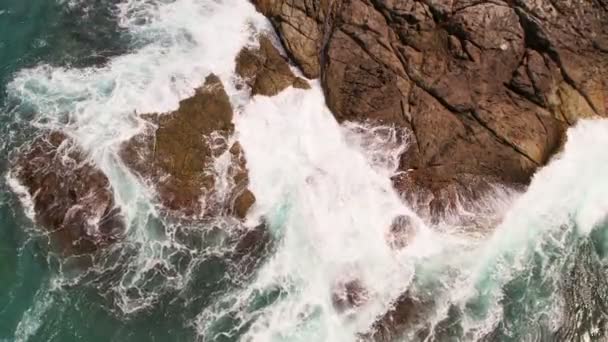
[253,0,608,214]
[120,74,256,219]
[253,0,608,339]
[236,35,310,96]
[11,132,125,256]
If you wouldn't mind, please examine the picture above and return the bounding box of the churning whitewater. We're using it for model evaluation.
[2,0,608,341]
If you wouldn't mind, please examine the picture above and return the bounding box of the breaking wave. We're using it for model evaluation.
[2,0,608,341]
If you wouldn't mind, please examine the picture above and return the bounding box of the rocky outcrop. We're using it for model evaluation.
[364,291,432,341]
[331,279,369,312]
[10,131,125,256]
[252,0,332,78]
[120,74,255,219]
[236,35,310,96]
[122,34,314,219]
[252,0,608,214]
[252,0,608,338]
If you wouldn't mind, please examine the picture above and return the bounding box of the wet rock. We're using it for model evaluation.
[120,74,255,219]
[331,278,369,312]
[232,189,256,220]
[251,2,608,337]
[252,0,332,78]
[252,0,607,212]
[365,290,433,342]
[10,131,125,256]
[235,35,310,96]
[232,223,272,259]
[387,215,418,249]
[230,222,274,276]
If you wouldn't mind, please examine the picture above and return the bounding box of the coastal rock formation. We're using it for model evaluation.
[365,291,431,341]
[236,35,310,96]
[10,131,125,256]
[252,0,608,214]
[120,74,255,219]
[252,0,608,339]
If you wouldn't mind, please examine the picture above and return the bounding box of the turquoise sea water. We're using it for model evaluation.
[2,1,608,341]
[0,2,187,340]
[1,1,56,338]
[0,1,271,340]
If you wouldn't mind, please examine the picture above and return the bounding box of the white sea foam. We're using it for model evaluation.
[6,171,36,221]
[6,0,271,316]
[14,285,54,342]
[7,0,269,169]
[189,84,461,341]
[6,0,269,235]
[445,118,608,338]
[7,0,608,340]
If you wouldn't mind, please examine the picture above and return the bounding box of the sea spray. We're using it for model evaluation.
[200,84,444,341]
[3,0,274,337]
[3,0,608,340]
[402,119,608,341]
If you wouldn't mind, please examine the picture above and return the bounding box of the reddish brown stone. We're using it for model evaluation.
[235,35,310,96]
[120,74,255,219]
[253,0,606,215]
[11,131,125,256]
[252,0,608,337]
[364,291,432,342]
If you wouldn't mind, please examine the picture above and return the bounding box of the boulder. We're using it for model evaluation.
[252,0,608,214]
[235,35,310,96]
[252,0,333,78]
[120,74,256,219]
[10,131,125,256]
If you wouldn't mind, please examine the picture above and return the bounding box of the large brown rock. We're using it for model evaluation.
[236,35,310,96]
[253,0,608,213]
[120,74,255,219]
[252,0,608,337]
[10,131,125,256]
[363,290,432,341]
[253,0,335,78]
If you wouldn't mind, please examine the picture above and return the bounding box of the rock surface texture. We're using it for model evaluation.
[120,38,309,219]
[11,131,125,255]
[121,74,256,219]
[252,0,608,216]
[252,0,608,338]
[11,36,303,257]
[236,35,310,96]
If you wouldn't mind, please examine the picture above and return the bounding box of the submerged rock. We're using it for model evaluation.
[10,131,125,256]
[121,74,256,219]
[386,214,418,249]
[230,221,274,276]
[253,0,608,214]
[331,278,369,313]
[365,291,433,342]
[235,35,310,96]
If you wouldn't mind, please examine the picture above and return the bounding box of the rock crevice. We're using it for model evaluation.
[252,0,607,215]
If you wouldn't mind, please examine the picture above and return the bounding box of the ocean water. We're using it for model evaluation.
[0,1,129,340]
[2,1,608,341]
